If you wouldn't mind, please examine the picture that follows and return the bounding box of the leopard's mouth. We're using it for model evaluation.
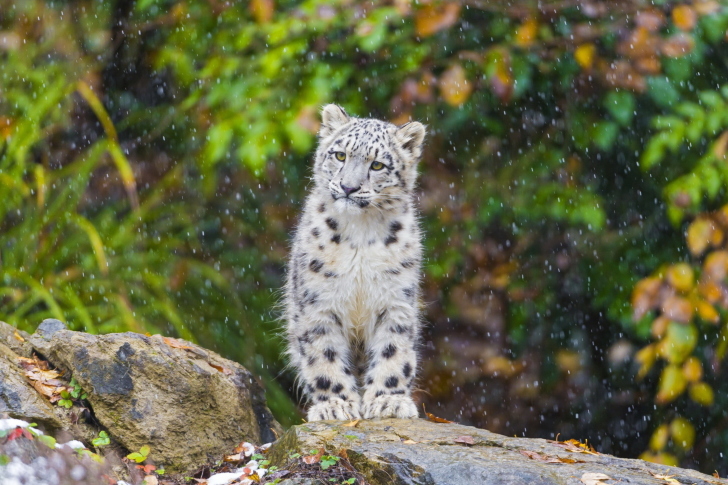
[332,193,370,208]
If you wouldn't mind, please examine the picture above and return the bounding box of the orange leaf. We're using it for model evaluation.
[695,300,719,324]
[681,357,703,382]
[209,363,233,375]
[415,3,460,37]
[439,64,472,106]
[303,452,322,464]
[632,276,662,321]
[672,5,697,31]
[423,404,454,423]
[343,419,360,427]
[250,0,274,23]
[162,337,195,350]
[515,18,538,48]
[703,250,728,281]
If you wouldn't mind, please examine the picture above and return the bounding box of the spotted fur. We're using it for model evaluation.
[284,104,426,421]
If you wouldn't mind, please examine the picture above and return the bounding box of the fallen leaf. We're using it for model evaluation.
[402,439,418,445]
[142,474,158,485]
[551,439,599,455]
[302,453,321,465]
[162,337,196,350]
[223,453,244,462]
[343,419,360,427]
[454,435,475,445]
[580,472,612,485]
[209,363,232,375]
[13,330,25,342]
[423,404,455,423]
[650,472,681,484]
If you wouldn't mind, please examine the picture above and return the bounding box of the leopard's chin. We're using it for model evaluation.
[332,195,370,212]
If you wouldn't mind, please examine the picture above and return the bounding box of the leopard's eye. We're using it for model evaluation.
[370,161,385,171]
[334,152,346,162]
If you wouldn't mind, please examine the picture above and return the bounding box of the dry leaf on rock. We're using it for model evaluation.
[162,336,195,350]
[423,404,454,423]
[580,472,612,485]
[650,472,681,484]
[454,435,475,445]
[343,419,360,427]
[402,439,417,444]
[519,450,579,463]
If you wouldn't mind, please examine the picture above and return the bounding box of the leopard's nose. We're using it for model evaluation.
[341,183,360,196]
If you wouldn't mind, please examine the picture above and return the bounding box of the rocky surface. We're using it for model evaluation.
[1,319,281,476]
[268,419,728,485]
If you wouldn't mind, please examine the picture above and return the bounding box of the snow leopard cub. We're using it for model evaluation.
[284,104,426,421]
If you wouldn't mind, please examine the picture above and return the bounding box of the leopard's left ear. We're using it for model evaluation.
[395,121,426,161]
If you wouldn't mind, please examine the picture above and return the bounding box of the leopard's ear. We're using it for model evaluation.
[319,104,350,138]
[395,121,426,161]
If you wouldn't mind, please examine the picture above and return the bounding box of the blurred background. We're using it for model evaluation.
[1,0,727,475]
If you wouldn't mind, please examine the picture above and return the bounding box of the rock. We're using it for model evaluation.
[0,340,63,430]
[268,419,727,485]
[27,328,282,475]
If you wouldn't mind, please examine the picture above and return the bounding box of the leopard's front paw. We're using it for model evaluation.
[361,394,418,419]
[307,398,361,421]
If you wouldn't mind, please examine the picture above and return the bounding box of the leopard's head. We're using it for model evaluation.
[314,104,425,213]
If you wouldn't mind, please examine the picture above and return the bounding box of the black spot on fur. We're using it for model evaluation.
[324,348,337,362]
[306,384,315,394]
[375,390,385,398]
[309,259,324,273]
[403,286,415,299]
[332,383,344,394]
[316,376,332,391]
[344,367,353,375]
[325,217,338,230]
[331,234,341,244]
[308,356,317,366]
[324,271,336,278]
[391,390,406,395]
[385,268,401,275]
[312,325,328,337]
[385,376,399,388]
[401,258,416,269]
[376,310,387,327]
[403,362,412,377]
[319,244,325,251]
[317,394,329,402]
[382,344,397,359]
[390,324,409,334]
[390,221,403,233]
[384,235,398,246]
[311,228,320,238]
[339,394,348,401]
[331,313,342,326]
[318,203,326,213]
[366,378,374,385]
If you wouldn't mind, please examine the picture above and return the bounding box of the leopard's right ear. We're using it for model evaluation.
[319,104,350,138]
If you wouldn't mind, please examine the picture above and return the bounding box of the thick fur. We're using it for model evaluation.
[284,104,426,421]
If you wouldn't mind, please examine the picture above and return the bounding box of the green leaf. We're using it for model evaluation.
[647,76,680,108]
[604,91,635,126]
[127,452,146,463]
[592,121,619,150]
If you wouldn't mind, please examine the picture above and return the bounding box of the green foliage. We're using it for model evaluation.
[126,445,151,463]
[92,431,111,448]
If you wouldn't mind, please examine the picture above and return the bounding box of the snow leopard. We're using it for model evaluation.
[284,104,426,421]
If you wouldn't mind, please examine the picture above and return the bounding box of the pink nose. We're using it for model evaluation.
[341,183,360,196]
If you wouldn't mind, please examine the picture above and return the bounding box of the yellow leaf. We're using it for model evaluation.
[515,18,538,47]
[672,5,697,31]
[703,250,728,281]
[656,364,687,403]
[687,218,714,256]
[635,344,657,379]
[689,381,714,406]
[681,356,703,382]
[665,263,694,293]
[649,424,669,451]
[250,0,274,23]
[695,300,719,324]
[580,472,611,485]
[669,417,695,450]
[650,472,682,484]
[439,64,472,107]
[574,43,596,69]
[415,3,460,37]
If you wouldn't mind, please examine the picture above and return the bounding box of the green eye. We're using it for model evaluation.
[370,161,385,171]
[334,152,346,161]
